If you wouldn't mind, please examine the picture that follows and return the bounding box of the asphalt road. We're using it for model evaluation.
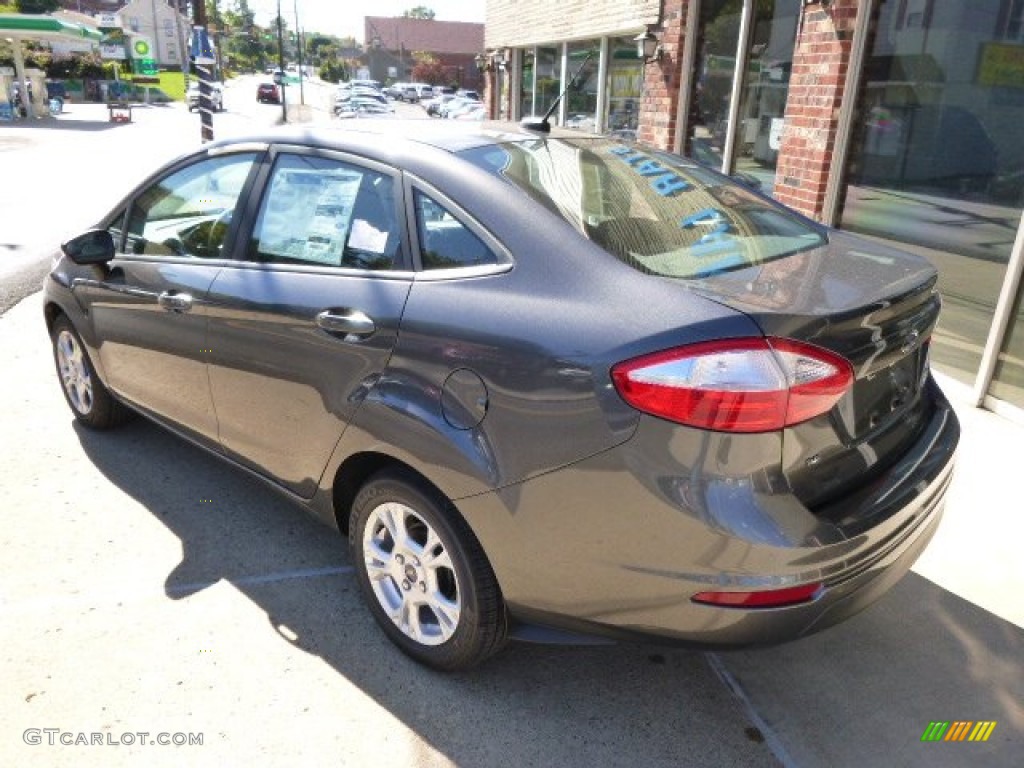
[1,86,1021,767]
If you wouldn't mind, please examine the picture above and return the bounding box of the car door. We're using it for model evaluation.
[205,148,413,497]
[82,149,263,444]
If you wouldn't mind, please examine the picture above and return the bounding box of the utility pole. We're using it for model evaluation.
[191,0,214,141]
[276,0,287,122]
[293,0,305,105]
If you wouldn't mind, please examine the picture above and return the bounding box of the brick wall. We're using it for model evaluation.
[485,0,658,47]
[637,1,690,150]
[772,0,860,218]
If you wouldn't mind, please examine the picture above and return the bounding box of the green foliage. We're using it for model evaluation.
[45,52,107,79]
[402,6,435,20]
[319,58,348,84]
[16,0,60,12]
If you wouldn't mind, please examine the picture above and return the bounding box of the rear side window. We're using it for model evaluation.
[249,154,401,269]
[414,190,497,270]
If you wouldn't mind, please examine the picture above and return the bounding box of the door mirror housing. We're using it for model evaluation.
[62,229,115,265]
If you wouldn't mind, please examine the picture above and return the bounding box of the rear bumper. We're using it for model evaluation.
[457,381,959,646]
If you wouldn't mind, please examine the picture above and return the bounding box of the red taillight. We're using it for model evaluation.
[692,582,824,608]
[611,337,853,433]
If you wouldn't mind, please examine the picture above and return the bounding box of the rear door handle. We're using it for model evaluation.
[316,309,376,338]
[158,291,193,313]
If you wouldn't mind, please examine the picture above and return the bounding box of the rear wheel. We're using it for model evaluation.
[350,469,507,671]
[51,315,131,429]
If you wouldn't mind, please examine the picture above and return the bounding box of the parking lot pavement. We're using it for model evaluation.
[1,293,779,767]
[4,289,1021,768]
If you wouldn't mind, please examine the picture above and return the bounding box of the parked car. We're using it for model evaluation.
[422,94,457,117]
[256,82,280,104]
[453,104,486,121]
[384,82,407,100]
[440,96,479,118]
[187,81,224,112]
[44,120,958,671]
[334,97,396,117]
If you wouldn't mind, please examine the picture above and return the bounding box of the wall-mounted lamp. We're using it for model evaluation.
[492,49,508,70]
[474,53,488,72]
[633,28,663,63]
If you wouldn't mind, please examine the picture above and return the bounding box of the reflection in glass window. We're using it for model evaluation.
[250,155,400,270]
[461,138,824,280]
[519,48,535,118]
[839,0,1024,393]
[414,190,498,270]
[605,37,643,136]
[731,0,800,190]
[688,0,743,168]
[125,152,258,259]
[565,40,600,132]
[535,46,562,120]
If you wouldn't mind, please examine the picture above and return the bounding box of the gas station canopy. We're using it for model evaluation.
[1,13,102,119]
[0,13,102,44]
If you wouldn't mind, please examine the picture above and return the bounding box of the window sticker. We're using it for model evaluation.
[258,169,362,265]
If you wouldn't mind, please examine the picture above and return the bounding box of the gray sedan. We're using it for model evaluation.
[44,120,958,670]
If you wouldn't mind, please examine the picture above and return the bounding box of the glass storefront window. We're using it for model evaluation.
[840,0,1024,395]
[535,46,562,120]
[565,40,600,131]
[731,0,800,190]
[520,48,535,118]
[688,0,744,168]
[605,36,643,137]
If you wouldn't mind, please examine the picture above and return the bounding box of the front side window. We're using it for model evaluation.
[125,152,259,259]
[461,138,825,279]
[414,190,498,270]
[249,154,401,270]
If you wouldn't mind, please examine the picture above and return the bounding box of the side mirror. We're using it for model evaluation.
[62,229,115,265]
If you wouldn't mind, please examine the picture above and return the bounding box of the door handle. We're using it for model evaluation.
[158,291,193,313]
[316,309,376,338]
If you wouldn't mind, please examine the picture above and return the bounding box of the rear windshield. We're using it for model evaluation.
[459,137,826,279]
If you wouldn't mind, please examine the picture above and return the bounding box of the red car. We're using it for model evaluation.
[256,82,280,104]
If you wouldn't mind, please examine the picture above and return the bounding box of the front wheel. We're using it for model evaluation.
[51,315,131,429]
[350,469,507,671]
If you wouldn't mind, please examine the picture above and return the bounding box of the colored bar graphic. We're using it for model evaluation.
[921,721,996,742]
[969,722,997,742]
[944,721,972,741]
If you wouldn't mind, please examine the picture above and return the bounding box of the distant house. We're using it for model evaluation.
[363,16,483,88]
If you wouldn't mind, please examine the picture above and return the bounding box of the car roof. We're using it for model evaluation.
[205,119,588,158]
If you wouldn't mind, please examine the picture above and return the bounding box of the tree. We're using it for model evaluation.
[402,6,435,20]
[16,0,60,12]
[410,52,445,85]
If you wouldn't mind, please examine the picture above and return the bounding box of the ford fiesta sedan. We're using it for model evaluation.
[44,120,959,671]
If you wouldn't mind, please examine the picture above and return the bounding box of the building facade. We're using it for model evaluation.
[485,0,1024,420]
[363,16,484,89]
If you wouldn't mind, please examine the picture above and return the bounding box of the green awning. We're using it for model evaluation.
[0,13,102,44]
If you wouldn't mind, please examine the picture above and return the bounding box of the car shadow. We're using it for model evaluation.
[73,417,1022,767]
[71,418,778,767]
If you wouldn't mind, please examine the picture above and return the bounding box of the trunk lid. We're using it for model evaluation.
[688,231,941,509]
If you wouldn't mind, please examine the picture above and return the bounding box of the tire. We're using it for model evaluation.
[51,315,131,430]
[350,469,507,671]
